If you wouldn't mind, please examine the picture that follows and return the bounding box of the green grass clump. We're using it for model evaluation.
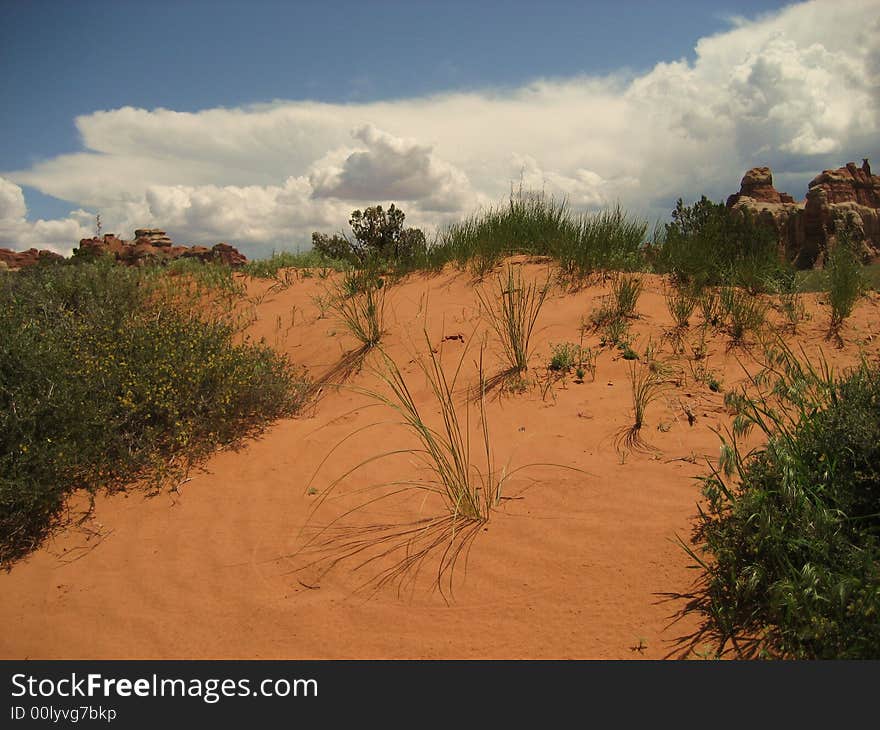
[436,188,646,280]
[616,361,665,452]
[612,274,643,319]
[682,346,880,658]
[243,250,347,279]
[665,284,698,328]
[477,265,550,375]
[825,235,864,339]
[0,260,308,565]
[555,206,648,281]
[330,279,386,349]
[719,287,766,344]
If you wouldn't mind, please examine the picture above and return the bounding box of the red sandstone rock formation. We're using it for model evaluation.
[726,167,805,261]
[0,247,64,270]
[802,160,880,266]
[727,160,880,267]
[75,230,248,267]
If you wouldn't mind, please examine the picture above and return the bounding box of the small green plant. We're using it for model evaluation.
[826,232,864,340]
[612,275,643,319]
[720,287,765,345]
[330,280,385,349]
[665,284,698,328]
[616,361,666,452]
[548,341,597,382]
[477,265,550,375]
[698,290,724,328]
[549,342,581,372]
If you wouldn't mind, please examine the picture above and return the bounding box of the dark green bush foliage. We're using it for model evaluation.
[658,196,786,290]
[686,352,880,658]
[310,233,358,265]
[311,204,426,268]
[0,260,308,565]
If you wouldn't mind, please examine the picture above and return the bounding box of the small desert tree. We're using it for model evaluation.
[349,203,426,263]
[311,204,426,266]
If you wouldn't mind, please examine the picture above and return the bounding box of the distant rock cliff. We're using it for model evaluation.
[0,247,64,270]
[727,159,880,267]
[76,229,248,267]
[1,229,248,270]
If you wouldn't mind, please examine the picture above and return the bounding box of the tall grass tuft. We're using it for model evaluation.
[477,265,550,375]
[616,361,666,452]
[826,234,863,340]
[439,189,573,277]
[719,286,766,345]
[612,274,643,319]
[436,188,647,280]
[665,284,698,328]
[299,338,506,599]
[330,280,386,349]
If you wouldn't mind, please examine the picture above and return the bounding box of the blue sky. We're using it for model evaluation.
[1,0,877,255]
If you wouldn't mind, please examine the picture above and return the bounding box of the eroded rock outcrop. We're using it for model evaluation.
[0,247,64,270]
[76,230,248,267]
[727,160,880,267]
[726,167,806,261]
[802,160,880,266]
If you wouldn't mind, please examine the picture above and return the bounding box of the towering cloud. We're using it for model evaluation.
[3,0,877,257]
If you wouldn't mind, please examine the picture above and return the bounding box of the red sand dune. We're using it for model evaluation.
[2,260,878,659]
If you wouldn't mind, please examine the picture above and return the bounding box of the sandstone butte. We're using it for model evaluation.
[726,159,880,267]
[0,228,247,270]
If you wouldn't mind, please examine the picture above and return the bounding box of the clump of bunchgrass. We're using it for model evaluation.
[665,283,698,329]
[477,265,550,377]
[719,286,766,345]
[698,290,724,328]
[299,336,571,600]
[616,360,666,453]
[769,269,806,331]
[330,279,386,349]
[612,274,643,319]
[825,234,864,342]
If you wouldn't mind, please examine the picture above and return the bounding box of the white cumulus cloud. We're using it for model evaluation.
[2,0,878,257]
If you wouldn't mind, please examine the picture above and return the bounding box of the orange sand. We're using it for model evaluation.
[2,260,878,659]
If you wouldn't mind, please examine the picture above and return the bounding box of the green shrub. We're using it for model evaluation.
[684,349,880,658]
[0,261,308,565]
[826,232,864,337]
[658,196,785,290]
